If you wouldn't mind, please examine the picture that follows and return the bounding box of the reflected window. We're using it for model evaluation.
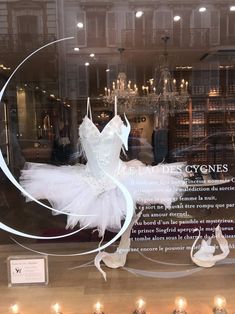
[87,11,106,47]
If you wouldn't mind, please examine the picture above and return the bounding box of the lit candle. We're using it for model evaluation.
[173,79,176,85]
[52,303,62,314]
[173,297,187,314]
[94,302,104,314]
[10,304,20,314]
[108,89,110,96]
[214,296,227,314]
[185,81,188,92]
[182,79,185,84]
[104,87,107,95]
[133,299,146,314]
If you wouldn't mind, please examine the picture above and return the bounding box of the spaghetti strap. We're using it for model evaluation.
[86,97,92,121]
[114,95,117,116]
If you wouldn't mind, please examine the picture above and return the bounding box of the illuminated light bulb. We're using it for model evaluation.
[90,53,95,57]
[94,302,104,314]
[77,22,84,28]
[50,94,55,98]
[135,11,144,18]
[173,297,187,314]
[174,15,181,22]
[230,6,235,11]
[85,62,90,66]
[10,304,20,314]
[52,303,62,314]
[173,79,176,84]
[42,90,46,93]
[74,47,80,51]
[106,68,110,72]
[199,7,207,12]
[213,296,227,314]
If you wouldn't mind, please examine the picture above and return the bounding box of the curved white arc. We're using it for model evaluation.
[0,36,92,218]
[123,266,203,279]
[138,251,191,266]
[11,238,95,257]
[190,228,201,264]
[1,222,90,240]
[11,172,134,255]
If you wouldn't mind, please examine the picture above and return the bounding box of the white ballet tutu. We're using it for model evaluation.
[20,160,186,236]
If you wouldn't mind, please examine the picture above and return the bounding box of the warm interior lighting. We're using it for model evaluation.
[85,62,90,66]
[174,15,181,21]
[77,22,84,28]
[135,11,144,18]
[137,299,145,310]
[74,47,80,51]
[52,303,61,313]
[175,297,187,311]
[230,6,235,11]
[94,302,103,313]
[214,296,227,310]
[10,304,20,314]
[90,53,95,57]
[199,7,207,12]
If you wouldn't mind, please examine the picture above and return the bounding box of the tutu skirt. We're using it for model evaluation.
[20,160,186,236]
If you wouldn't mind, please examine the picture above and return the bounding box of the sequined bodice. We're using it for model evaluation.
[79,115,130,179]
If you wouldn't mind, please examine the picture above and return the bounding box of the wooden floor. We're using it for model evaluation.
[0,240,235,314]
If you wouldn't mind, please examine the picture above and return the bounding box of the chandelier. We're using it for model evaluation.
[103,37,189,115]
[142,35,189,116]
[103,48,138,109]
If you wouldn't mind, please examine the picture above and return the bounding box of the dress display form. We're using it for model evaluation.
[20,98,186,237]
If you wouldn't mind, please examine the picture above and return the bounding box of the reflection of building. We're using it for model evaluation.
[0,0,234,170]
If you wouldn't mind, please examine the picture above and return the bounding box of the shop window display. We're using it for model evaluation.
[0,1,235,313]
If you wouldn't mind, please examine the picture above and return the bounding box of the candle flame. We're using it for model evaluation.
[214,295,226,309]
[52,303,61,313]
[137,299,145,309]
[175,297,187,311]
[10,304,19,314]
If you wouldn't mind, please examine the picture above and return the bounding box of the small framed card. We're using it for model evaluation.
[7,255,49,287]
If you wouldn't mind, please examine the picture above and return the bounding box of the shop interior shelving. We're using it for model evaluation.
[169,94,235,165]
